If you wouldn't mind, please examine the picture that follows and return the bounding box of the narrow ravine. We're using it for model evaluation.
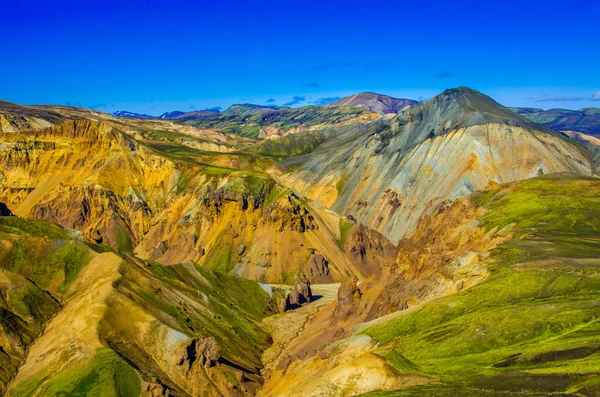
[260,284,340,370]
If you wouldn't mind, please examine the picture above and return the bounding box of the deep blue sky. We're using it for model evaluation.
[1,0,599,114]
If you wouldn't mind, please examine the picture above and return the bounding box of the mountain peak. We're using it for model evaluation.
[428,86,530,122]
[113,110,154,119]
[331,92,418,114]
[393,87,540,139]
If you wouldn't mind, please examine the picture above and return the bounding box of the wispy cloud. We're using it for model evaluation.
[189,105,197,110]
[535,92,600,103]
[301,82,320,88]
[536,96,586,102]
[312,97,340,105]
[283,96,306,107]
[437,70,453,79]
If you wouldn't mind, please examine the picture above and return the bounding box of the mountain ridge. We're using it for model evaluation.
[331,92,418,114]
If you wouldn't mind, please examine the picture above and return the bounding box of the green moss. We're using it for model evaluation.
[254,131,325,157]
[1,239,91,294]
[12,348,141,397]
[337,218,355,248]
[203,230,234,273]
[115,229,134,253]
[475,175,600,235]
[0,217,69,239]
[373,349,426,376]
[336,173,349,193]
[361,176,600,395]
[176,174,188,192]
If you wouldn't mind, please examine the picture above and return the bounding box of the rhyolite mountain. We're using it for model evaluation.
[1,87,600,397]
[331,92,418,114]
[275,87,592,245]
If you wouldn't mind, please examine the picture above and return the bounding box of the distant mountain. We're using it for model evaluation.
[185,104,376,138]
[221,104,288,116]
[113,109,223,121]
[167,110,221,122]
[158,111,185,119]
[510,107,600,136]
[331,92,418,114]
[112,110,154,119]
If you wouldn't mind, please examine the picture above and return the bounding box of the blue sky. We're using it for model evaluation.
[1,0,599,115]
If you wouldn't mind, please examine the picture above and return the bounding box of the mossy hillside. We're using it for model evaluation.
[337,217,355,248]
[474,174,600,236]
[116,260,275,372]
[220,171,275,200]
[1,275,60,324]
[0,217,101,393]
[360,385,557,397]
[11,348,140,397]
[0,237,92,296]
[362,175,600,395]
[203,228,234,273]
[254,131,325,158]
[0,277,60,393]
[0,217,69,240]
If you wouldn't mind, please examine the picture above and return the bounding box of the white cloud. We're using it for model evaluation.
[592,91,600,100]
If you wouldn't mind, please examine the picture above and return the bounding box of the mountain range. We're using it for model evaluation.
[1,87,600,396]
[111,92,600,137]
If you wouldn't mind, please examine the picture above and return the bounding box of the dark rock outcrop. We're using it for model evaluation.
[177,336,221,373]
[281,273,313,311]
[305,254,333,283]
[332,276,362,322]
[343,224,397,276]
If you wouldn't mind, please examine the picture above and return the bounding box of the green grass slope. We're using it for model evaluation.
[361,175,600,396]
[0,216,101,393]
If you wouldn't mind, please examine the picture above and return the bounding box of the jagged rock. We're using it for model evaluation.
[261,195,318,232]
[177,336,221,373]
[201,336,221,367]
[343,224,397,275]
[282,273,313,311]
[305,254,333,283]
[236,371,246,383]
[238,244,246,255]
[142,382,171,397]
[332,276,362,321]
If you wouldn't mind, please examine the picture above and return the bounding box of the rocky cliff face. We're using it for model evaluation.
[0,120,179,251]
[0,119,392,284]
